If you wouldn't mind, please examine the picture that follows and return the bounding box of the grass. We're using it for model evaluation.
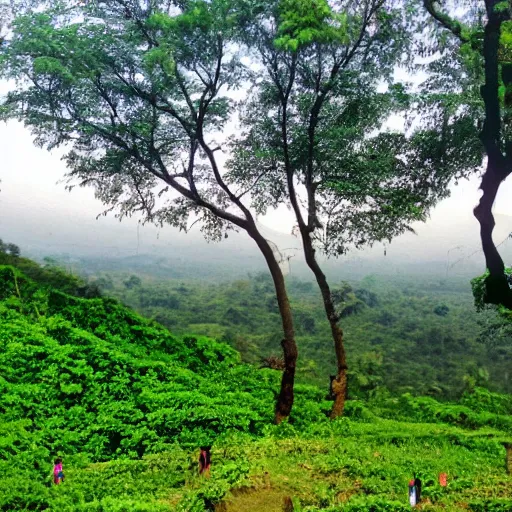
[41,417,512,511]
[1,260,511,511]
[223,488,287,512]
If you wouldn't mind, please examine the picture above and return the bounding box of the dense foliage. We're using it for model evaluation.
[1,0,512,508]
[83,265,512,397]
[0,260,327,508]
[1,256,512,511]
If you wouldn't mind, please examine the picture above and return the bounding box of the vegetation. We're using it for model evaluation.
[2,0,512,509]
[80,263,512,398]
[0,257,294,509]
[1,256,512,511]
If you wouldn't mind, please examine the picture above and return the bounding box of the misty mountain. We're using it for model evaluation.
[3,195,510,284]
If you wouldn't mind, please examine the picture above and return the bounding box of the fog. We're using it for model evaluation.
[1,120,512,281]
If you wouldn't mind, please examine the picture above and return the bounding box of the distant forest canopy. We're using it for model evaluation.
[7,210,512,284]
[95,272,512,398]
[13,247,508,400]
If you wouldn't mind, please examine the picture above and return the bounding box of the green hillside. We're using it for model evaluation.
[78,261,511,398]
[1,257,512,511]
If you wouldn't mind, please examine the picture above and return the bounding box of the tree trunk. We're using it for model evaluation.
[249,227,298,424]
[473,161,512,309]
[301,236,348,418]
[474,4,512,309]
[330,323,348,419]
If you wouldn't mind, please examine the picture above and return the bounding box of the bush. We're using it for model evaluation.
[469,499,512,512]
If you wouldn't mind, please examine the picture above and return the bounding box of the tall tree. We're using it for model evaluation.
[424,0,512,310]
[0,0,298,423]
[228,0,481,416]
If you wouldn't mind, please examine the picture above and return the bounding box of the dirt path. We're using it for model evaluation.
[221,488,288,512]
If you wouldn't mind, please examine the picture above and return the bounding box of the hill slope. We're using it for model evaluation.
[1,259,512,511]
[0,262,326,508]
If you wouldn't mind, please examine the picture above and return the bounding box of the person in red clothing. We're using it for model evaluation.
[198,446,211,476]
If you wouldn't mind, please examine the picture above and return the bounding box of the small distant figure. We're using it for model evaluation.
[414,476,422,502]
[198,446,211,477]
[408,479,417,506]
[439,472,447,487]
[283,496,294,512]
[53,457,64,485]
[408,475,422,506]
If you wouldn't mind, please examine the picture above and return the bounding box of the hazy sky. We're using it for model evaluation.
[2,119,511,229]
[2,69,512,264]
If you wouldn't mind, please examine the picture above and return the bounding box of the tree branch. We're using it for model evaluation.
[132,177,155,220]
[423,0,470,43]
[190,36,257,223]
[113,0,159,48]
[185,139,200,198]
[175,68,198,121]
[236,169,269,200]
[298,0,387,233]
[110,68,195,136]
[94,75,118,124]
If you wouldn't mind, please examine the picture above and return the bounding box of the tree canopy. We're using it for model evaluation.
[228,0,482,256]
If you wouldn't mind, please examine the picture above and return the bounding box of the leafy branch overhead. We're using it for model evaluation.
[275,0,349,51]
[229,3,482,258]
[424,0,512,310]
[2,1,244,234]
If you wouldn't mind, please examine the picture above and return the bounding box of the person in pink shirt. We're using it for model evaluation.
[53,457,64,485]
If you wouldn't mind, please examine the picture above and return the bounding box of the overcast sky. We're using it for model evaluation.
[2,118,511,227]
[1,71,512,264]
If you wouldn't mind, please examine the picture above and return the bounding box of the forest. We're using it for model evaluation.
[2,0,512,510]
[1,250,512,511]
[77,260,510,398]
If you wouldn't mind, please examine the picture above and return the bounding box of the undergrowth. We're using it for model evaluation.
[1,263,512,511]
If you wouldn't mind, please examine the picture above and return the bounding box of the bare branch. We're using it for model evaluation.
[94,75,118,124]
[185,139,200,198]
[187,216,202,231]
[132,178,155,220]
[236,169,269,200]
[175,68,198,121]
